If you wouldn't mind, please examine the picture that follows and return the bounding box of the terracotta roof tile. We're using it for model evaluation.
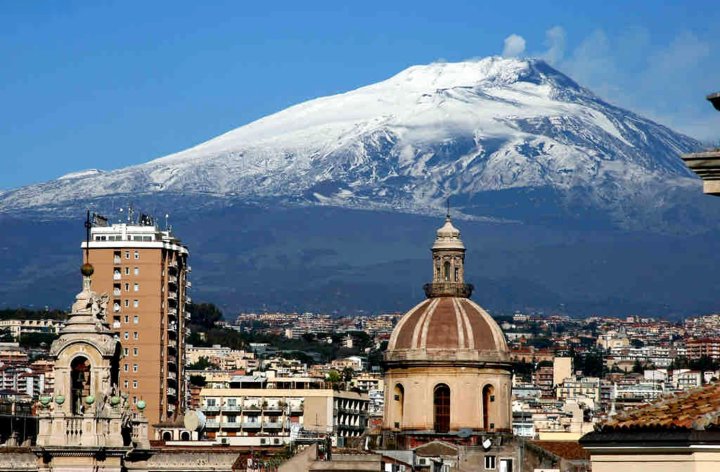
[529,441,589,461]
[601,383,720,431]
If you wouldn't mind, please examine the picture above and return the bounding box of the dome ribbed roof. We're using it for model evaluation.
[386,297,508,361]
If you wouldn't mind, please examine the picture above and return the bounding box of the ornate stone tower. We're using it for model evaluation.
[34,215,149,471]
[382,214,512,449]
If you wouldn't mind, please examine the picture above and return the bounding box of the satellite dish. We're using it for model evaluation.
[183,409,206,432]
[482,438,493,450]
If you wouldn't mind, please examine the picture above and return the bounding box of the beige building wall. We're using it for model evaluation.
[553,356,573,388]
[383,366,512,432]
[591,452,720,472]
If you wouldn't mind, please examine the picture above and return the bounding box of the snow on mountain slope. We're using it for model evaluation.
[0,56,701,219]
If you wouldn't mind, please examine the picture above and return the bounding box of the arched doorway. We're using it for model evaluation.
[181,431,190,441]
[162,431,172,441]
[394,383,404,428]
[71,356,91,415]
[483,384,495,430]
[434,384,450,433]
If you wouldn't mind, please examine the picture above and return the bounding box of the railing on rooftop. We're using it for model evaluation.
[423,282,474,298]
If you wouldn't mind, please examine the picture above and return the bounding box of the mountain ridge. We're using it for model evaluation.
[0,57,702,230]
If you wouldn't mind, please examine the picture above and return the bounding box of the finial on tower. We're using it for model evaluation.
[446,198,451,219]
[80,210,94,281]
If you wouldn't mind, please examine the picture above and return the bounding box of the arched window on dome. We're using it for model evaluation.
[483,384,495,430]
[443,261,451,282]
[394,384,404,429]
[434,384,450,433]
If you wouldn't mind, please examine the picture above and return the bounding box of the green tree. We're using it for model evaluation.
[189,374,207,387]
[187,356,219,370]
[187,303,223,329]
[632,359,644,374]
[19,332,57,349]
[326,370,342,383]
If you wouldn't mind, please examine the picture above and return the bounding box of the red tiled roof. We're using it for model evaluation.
[601,382,720,431]
[529,441,589,461]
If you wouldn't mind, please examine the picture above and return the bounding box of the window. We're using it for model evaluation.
[134,283,139,292]
[394,384,404,428]
[133,380,138,388]
[124,299,129,307]
[134,267,139,276]
[125,283,129,291]
[207,398,216,406]
[124,380,129,389]
[123,347,129,356]
[484,456,496,470]
[227,398,237,407]
[125,251,130,259]
[133,332,139,340]
[133,347,138,356]
[133,396,137,404]
[499,459,512,472]
[133,364,138,372]
[443,261,451,281]
[483,385,495,430]
[123,363,129,372]
[133,299,139,308]
[133,315,139,324]
[434,384,450,433]
[124,315,129,323]
[134,251,139,259]
[124,267,130,275]
[227,415,236,423]
[123,332,129,340]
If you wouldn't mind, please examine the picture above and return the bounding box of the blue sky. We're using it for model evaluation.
[2,0,719,189]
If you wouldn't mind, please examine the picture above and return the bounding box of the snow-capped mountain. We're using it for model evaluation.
[0,57,701,226]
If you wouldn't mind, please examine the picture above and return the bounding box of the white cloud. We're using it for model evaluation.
[541,26,566,65]
[502,34,526,58]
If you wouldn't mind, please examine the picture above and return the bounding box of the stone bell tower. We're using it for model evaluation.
[34,213,149,471]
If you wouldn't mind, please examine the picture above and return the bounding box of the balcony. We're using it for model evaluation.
[168,275,178,285]
[113,304,121,313]
[186,281,192,289]
[113,288,121,296]
[114,256,121,264]
[167,355,177,366]
[204,405,220,412]
[167,292,177,301]
[112,321,121,329]
[223,405,242,412]
[167,387,177,397]
[167,371,177,381]
[423,282,474,298]
[221,422,241,428]
[185,296,192,305]
[185,312,191,321]
[206,419,219,428]
[167,323,177,333]
[168,308,177,319]
[113,272,122,281]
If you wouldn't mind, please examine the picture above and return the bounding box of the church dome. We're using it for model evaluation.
[386,297,508,362]
[385,214,508,365]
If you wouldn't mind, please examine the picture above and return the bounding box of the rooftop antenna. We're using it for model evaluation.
[127,204,134,224]
[446,198,451,219]
[165,214,169,231]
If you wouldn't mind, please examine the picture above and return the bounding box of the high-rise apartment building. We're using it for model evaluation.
[82,214,190,436]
